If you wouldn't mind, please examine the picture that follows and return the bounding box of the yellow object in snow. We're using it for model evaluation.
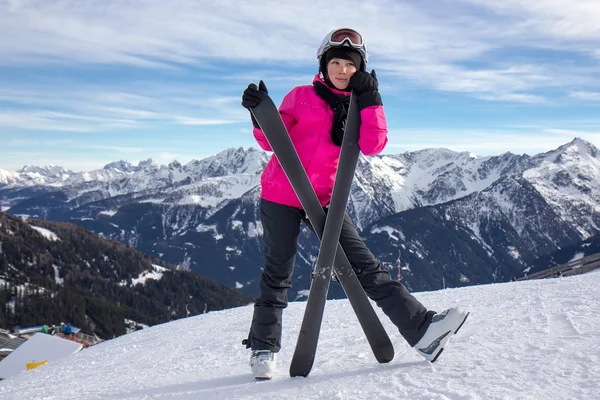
[26,360,48,370]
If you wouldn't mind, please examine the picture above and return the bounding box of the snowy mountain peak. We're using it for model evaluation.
[404,148,475,170]
[137,159,159,170]
[185,147,268,178]
[562,137,599,159]
[0,165,73,186]
[570,136,597,151]
[18,164,72,177]
[18,165,38,173]
[103,160,136,172]
[168,160,183,169]
[0,169,18,185]
[540,137,599,163]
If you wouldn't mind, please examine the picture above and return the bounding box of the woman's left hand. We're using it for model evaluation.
[349,70,382,109]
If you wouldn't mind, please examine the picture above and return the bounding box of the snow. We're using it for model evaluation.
[246,221,262,238]
[195,224,223,240]
[231,220,243,230]
[226,246,242,256]
[130,265,167,286]
[52,265,63,285]
[382,149,501,211]
[569,252,585,262]
[1,273,599,399]
[507,246,520,260]
[0,169,18,185]
[370,226,404,241]
[30,226,60,241]
[151,264,167,271]
[99,210,118,217]
[523,141,600,238]
[174,175,260,209]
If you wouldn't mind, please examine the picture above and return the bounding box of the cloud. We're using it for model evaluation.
[173,117,237,125]
[382,62,563,102]
[1,0,600,172]
[545,128,600,138]
[460,0,600,41]
[78,145,149,154]
[156,152,182,164]
[0,110,113,132]
[476,93,547,103]
[4,137,164,154]
[0,80,247,131]
[570,91,600,101]
[2,0,600,104]
[387,126,600,156]
[0,1,322,66]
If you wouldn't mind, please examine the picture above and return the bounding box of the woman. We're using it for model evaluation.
[242,28,468,380]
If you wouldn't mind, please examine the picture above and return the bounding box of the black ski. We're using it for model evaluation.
[250,91,394,378]
[288,91,366,377]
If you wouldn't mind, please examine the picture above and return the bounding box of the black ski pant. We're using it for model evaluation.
[247,199,434,352]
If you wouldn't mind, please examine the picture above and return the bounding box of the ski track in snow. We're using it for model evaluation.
[1,274,599,399]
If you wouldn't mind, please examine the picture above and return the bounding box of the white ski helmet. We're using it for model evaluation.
[317,28,368,72]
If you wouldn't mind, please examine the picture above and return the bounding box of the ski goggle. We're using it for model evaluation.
[328,28,364,48]
[317,28,368,64]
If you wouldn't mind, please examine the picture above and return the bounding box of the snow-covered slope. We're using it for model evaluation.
[1,273,598,400]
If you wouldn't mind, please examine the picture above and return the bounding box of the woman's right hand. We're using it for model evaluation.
[242,80,268,109]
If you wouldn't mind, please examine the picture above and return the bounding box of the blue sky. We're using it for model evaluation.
[1,0,600,171]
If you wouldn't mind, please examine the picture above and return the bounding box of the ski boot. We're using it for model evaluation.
[413,307,469,362]
[250,350,276,380]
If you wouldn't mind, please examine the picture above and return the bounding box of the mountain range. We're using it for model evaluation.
[2,137,599,300]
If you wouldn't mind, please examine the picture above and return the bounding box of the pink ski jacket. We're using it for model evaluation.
[253,74,388,209]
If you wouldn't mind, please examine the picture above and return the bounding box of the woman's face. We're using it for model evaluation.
[327,58,357,90]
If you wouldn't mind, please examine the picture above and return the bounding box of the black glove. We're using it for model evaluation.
[242,81,268,128]
[349,70,382,110]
